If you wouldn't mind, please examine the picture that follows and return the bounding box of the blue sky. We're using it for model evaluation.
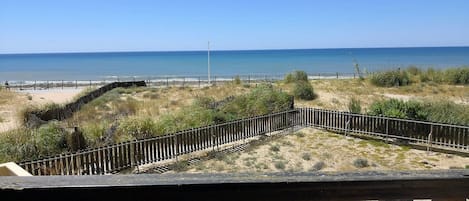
[1,0,468,53]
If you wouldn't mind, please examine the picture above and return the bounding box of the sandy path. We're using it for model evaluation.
[0,88,86,132]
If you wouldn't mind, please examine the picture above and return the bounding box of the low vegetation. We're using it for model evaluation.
[370,66,469,87]
[347,97,362,114]
[353,158,370,168]
[284,70,317,100]
[370,70,410,87]
[0,84,292,163]
[368,99,469,125]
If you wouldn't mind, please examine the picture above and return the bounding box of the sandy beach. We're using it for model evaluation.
[0,87,86,132]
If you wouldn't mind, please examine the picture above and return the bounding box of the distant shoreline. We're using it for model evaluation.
[1,46,469,55]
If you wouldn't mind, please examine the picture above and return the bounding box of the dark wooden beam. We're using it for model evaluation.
[1,170,468,201]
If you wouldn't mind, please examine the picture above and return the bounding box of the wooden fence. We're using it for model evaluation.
[299,108,469,151]
[27,81,146,123]
[19,110,300,175]
[19,107,469,176]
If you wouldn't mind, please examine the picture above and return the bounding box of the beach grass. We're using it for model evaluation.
[1,70,469,164]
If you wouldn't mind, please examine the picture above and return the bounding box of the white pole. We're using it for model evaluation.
[208,41,211,85]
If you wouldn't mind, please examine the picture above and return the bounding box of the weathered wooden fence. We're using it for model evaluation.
[299,108,469,151]
[27,81,146,122]
[19,107,469,176]
[19,110,299,175]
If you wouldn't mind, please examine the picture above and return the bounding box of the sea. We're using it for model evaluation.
[1,47,469,81]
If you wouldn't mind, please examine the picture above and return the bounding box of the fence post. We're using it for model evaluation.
[248,75,251,84]
[166,77,169,87]
[34,80,36,90]
[198,76,201,88]
[75,80,77,89]
[47,81,49,89]
[183,77,185,88]
[386,118,389,135]
[174,134,179,161]
[427,125,433,154]
[62,80,64,89]
[336,72,339,79]
[130,141,135,170]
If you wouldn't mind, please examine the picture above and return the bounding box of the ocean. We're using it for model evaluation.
[1,47,469,81]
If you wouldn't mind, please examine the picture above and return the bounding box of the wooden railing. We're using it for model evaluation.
[2,170,468,201]
[19,107,469,176]
[19,110,300,175]
[299,108,469,151]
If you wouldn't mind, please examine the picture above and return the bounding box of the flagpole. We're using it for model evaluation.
[208,41,211,85]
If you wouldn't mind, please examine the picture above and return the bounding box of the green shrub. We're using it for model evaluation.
[221,84,292,118]
[117,117,159,139]
[347,98,362,114]
[444,67,469,84]
[82,121,109,147]
[419,68,444,83]
[0,122,67,163]
[36,121,67,156]
[368,99,469,125]
[233,75,242,85]
[274,161,286,170]
[369,70,410,87]
[284,70,308,83]
[293,81,316,100]
[353,158,369,168]
[368,99,427,120]
[422,101,469,125]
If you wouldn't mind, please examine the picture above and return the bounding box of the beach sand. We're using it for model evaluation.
[0,88,85,132]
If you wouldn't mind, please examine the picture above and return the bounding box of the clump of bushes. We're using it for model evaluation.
[0,121,68,163]
[284,70,308,83]
[284,70,317,100]
[368,99,469,125]
[274,161,286,170]
[368,99,427,120]
[444,67,469,84]
[117,117,160,140]
[221,84,292,118]
[372,66,469,86]
[233,75,242,85]
[293,81,316,100]
[353,158,369,168]
[369,70,410,87]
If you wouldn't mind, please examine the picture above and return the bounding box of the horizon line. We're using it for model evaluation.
[1,45,469,55]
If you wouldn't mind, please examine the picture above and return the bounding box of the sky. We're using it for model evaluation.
[0,0,468,53]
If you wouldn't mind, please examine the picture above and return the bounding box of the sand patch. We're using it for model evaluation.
[180,127,469,173]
